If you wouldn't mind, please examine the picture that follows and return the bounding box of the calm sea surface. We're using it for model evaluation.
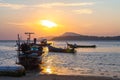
[0,40,120,78]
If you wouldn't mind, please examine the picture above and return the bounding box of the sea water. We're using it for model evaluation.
[0,40,120,78]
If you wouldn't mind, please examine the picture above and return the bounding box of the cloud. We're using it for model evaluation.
[0,2,95,9]
[73,9,93,14]
[7,22,32,26]
[7,22,25,26]
[7,22,37,27]
[0,3,26,9]
[35,2,95,8]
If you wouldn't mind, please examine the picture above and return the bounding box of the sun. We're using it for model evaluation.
[40,20,57,28]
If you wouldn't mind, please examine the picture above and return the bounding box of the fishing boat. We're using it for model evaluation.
[39,39,76,53]
[67,43,96,48]
[16,32,45,69]
[48,45,76,53]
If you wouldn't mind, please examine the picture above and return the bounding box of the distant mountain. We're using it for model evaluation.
[51,32,120,41]
[61,32,81,36]
[38,36,55,40]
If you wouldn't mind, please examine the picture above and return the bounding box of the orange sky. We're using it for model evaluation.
[0,0,120,40]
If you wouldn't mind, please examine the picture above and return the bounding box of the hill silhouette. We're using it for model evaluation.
[61,32,81,36]
[51,32,120,41]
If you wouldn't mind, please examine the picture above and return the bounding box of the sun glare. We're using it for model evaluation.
[40,20,57,28]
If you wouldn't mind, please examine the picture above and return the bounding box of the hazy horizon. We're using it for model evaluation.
[0,32,120,40]
[0,0,120,40]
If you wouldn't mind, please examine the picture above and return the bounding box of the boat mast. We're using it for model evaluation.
[16,34,21,64]
[17,34,21,51]
[25,32,34,44]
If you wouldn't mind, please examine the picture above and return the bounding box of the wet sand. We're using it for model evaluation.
[0,73,119,80]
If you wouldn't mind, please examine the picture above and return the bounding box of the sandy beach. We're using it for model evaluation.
[0,71,120,80]
[0,75,119,80]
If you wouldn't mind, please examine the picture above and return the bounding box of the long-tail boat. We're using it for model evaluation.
[67,43,96,48]
[16,32,45,69]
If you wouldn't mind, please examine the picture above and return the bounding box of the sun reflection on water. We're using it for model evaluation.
[41,66,53,74]
[39,50,75,75]
[45,66,52,74]
[39,47,84,75]
[39,50,55,74]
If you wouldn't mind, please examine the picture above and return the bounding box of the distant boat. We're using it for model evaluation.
[40,39,76,53]
[48,45,76,53]
[67,43,96,48]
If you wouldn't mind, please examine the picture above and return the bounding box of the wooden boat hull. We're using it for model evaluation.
[18,52,42,69]
[75,45,96,48]
[67,44,96,48]
[48,46,76,53]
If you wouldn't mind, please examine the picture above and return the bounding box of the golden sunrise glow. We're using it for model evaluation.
[45,66,52,74]
[40,20,57,28]
[41,66,53,74]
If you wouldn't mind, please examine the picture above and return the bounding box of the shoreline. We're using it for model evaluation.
[0,73,119,80]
